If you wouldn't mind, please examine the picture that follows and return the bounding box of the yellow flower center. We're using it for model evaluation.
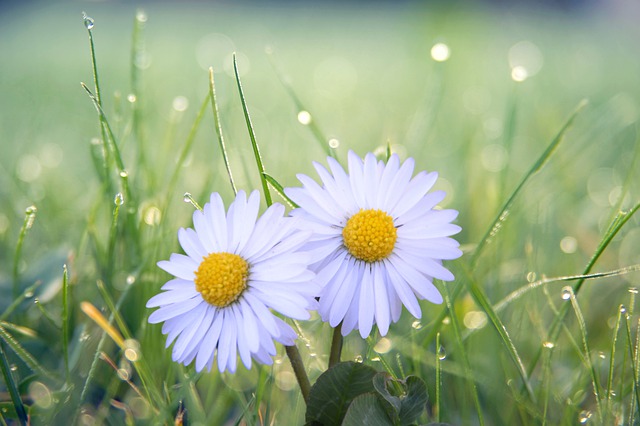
[342,209,397,262]
[194,252,249,308]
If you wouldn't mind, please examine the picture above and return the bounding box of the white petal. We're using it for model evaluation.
[329,261,362,327]
[341,284,360,336]
[172,303,208,360]
[327,156,358,212]
[157,255,197,280]
[193,209,218,253]
[362,153,380,209]
[376,154,400,209]
[391,249,455,282]
[241,203,285,259]
[178,228,208,261]
[146,287,199,308]
[395,191,446,226]
[243,292,278,336]
[207,192,228,251]
[272,317,297,346]
[195,311,223,372]
[232,305,253,370]
[312,161,354,213]
[390,171,438,218]
[348,151,366,207]
[298,174,345,220]
[317,255,352,319]
[358,267,375,338]
[382,157,415,211]
[388,254,444,303]
[383,260,421,319]
[250,287,310,319]
[161,278,193,291]
[217,310,237,373]
[148,296,203,323]
[285,188,341,225]
[239,300,260,352]
[372,264,391,336]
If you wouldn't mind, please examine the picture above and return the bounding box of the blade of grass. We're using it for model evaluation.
[624,313,640,423]
[130,10,148,176]
[0,323,53,379]
[62,264,70,383]
[265,49,335,158]
[440,281,484,426]
[263,173,298,208]
[208,67,237,195]
[565,286,603,421]
[0,342,27,426]
[233,53,272,206]
[12,206,37,300]
[424,100,588,344]
[604,305,623,423]
[1,281,42,321]
[435,332,442,423]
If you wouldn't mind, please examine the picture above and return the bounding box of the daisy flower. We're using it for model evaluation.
[284,151,462,338]
[147,190,318,373]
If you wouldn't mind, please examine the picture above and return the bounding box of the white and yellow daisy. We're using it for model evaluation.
[147,190,318,373]
[285,151,462,338]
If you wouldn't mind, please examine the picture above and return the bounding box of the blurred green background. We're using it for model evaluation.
[0,0,639,424]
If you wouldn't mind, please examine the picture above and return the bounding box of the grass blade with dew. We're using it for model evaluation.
[209,67,237,195]
[0,342,27,426]
[527,200,640,379]
[0,323,54,379]
[461,266,536,402]
[435,332,442,423]
[162,94,210,215]
[424,100,588,345]
[565,286,603,421]
[95,281,164,410]
[265,47,335,159]
[623,313,640,422]
[604,305,624,423]
[129,10,149,177]
[440,281,484,426]
[12,205,37,300]
[1,281,42,322]
[233,53,272,206]
[62,265,70,383]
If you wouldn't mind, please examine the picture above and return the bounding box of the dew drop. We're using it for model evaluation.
[437,346,447,360]
[328,138,340,149]
[629,287,638,294]
[183,192,192,203]
[579,410,592,423]
[124,339,141,362]
[511,66,529,82]
[354,355,363,363]
[297,110,312,125]
[10,364,17,371]
[561,286,572,300]
[82,12,94,30]
[442,316,451,325]
[411,320,423,330]
[430,42,450,62]
[127,94,137,103]
[25,205,37,229]
[598,351,605,359]
[24,291,34,298]
[114,193,124,206]
[126,275,136,285]
[79,332,90,342]
[620,305,627,314]
[119,170,128,178]
[526,271,537,282]
[136,10,147,23]
[542,341,555,349]
[173,96,189,112]
[117,368,130,381]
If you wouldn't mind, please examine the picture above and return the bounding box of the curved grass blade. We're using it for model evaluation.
[262,173,298,208]
[624,314,640,423]
[0,342,27,426]
[12,206,37,299]
[233,53,272,207]
[265,49,335,158]
[604,305,623,423]
[440,282,484,426]
[62,265,70,383]
[0,324,53,379]
[209,67,237,195]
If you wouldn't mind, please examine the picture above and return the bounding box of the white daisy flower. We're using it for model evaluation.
[284,151,462,338]
[147,190,318,373]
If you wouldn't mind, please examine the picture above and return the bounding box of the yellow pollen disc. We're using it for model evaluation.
[194,252,249,308]
[342,209,397,262]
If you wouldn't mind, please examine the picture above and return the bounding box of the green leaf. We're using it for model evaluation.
[342,393,394,426]
[305,361,378,426]
[372,373,429,426]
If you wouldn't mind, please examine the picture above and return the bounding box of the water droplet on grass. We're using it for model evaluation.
[25,205,37,229]
[329,138,340,149]
[114,193,124,206]
[354,355,363,363]
[119,170,128,178]
[136,10,147,23]
[579,410,592,423]
[297,111,312,125]
[561,287,572,300]
[542,341,555,349]
[126,275,136,285]
[620,305,627,314]
[82,12,94,30]
[629,287,638,294]
[430,43,450,62]
[411,320,422,330]
[438,346,447,360]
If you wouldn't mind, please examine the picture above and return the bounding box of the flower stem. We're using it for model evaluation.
[328,322,343,368]
[285,345,310,403]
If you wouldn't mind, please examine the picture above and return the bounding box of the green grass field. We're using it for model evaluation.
[0,1,639,424]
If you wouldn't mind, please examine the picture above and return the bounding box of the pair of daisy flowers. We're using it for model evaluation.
[147,151,462,373]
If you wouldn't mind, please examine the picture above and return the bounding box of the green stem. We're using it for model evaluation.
[232,53,272,206]
[285,345,311,404]
[0,342,27,426]
[13,206,36,300]
[209,67,237,195]
[328,322,343,368]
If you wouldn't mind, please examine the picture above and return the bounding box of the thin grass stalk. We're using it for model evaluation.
[265,50,335,158]
[208,67,237,195]
[130,10,148,176]
[605,305,623,423]
[1,282,41,322]
[424,100,588,345]
[232,53,272,206]
[0,324,52,379]
[566,287,603,420]
[624,313,640,423]
[12,206,36,300]
[435,332,442,423]
[254,365,271,424]
[441,282,484,426]
[0,342,27,426]
[328,322,343,368]
[263,173,298,208]
[107,194,122,279]
[163,94,210,214]
[62,265,70,383]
